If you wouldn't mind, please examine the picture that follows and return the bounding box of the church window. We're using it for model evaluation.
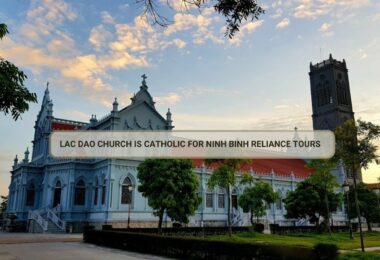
[74,180,86,206]
[121,177,133,204]
[26,182,35,207]
[101,179,106,205]
[316,80,331,107]
[337,81,348,105]
[94,178,98,205]
[218,188,225,208]
[206,189,213,208]
[276,191,283,210]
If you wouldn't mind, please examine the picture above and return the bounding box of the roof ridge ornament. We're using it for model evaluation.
[141,74,148,90]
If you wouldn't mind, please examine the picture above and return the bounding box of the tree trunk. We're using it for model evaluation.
[227,185,232,237]
[324,191,332,235]
[352,165,365,252]
[315,217,320,229]
[250,210,254,226]
[366,218,372,232]
[158,208,164,234]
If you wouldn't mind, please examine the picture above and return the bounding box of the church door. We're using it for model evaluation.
[231,189,238,209]
[53,181,62,207]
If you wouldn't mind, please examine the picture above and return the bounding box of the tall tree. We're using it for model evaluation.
[347,183,380,232]
[137,159,201,233]
[0,196,8,219]
[137,0,264,38]
[206,159,249,236]
[284,179,341,229]
[0,23,37,120]
[335,119,380,251]
[238,178,278,226]
[306,159,340,234]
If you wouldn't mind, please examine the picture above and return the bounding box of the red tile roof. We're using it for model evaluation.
[51,122,82,130]
[192,159,311,179]
[367,183,380,190]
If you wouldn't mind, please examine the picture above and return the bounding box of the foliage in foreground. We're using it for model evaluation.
[347,183,380,232]
[137,159,201,231]
[206,159,250,236]
[284,177,341,229]
[238,177,278,225]
[138,0,265,38]
[0,23,37,121]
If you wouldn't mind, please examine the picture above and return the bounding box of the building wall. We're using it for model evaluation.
[7,159,348,229]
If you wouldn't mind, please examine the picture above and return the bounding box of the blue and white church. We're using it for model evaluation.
[7,56,351,232]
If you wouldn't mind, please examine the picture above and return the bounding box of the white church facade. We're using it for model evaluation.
[7,56,351,232]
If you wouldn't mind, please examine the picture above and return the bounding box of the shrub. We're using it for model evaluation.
[84,229,317,259]
[253,223,265,233]
[314,243,338,260]
[102,224,112,230]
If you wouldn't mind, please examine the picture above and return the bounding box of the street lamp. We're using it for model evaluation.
[127,185,133,229]
[342,180,353,239]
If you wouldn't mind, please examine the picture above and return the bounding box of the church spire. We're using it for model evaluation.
[166,108,173,129]
[43,82,50,104]
[112,97,118,113]
[23,148,29,163]
[132,74,155,107]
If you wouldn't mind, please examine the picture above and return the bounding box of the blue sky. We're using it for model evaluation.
[1,0,380,195]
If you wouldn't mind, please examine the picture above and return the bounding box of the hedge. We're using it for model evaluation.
[84,229,338,259]
[270,224,358,235]
[109,226,252,237]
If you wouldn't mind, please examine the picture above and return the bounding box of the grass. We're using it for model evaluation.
[338,251,380,260]
[207,231,380,250]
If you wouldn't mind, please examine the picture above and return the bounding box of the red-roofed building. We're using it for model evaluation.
[367,183,380,195]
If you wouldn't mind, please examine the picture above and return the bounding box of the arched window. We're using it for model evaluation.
[74,180,86,206]
[206,189,213,208]
[218,188,225,208]
[121,177,133,204]
[101,179,106,205]
[94,178,99,206]
[26,182,35,207]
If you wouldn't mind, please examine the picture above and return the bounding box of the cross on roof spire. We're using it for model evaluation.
[141,74,148,89]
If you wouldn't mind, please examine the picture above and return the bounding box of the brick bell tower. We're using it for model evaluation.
[309,54,355,130]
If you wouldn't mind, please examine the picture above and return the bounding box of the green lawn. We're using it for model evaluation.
[207,231,380,250]
[338,251,380,260]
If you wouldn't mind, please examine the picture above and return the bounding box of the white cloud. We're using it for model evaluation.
[89,25,113,50]
[318,22,331,32]
[172,38,186,49]
[177,87,241,97]
[318,22,334,37]
[154,93,182,105]
[101,11,115,24]
[276,18,290,29]
[372,13,380,22]
[228,20,264,45]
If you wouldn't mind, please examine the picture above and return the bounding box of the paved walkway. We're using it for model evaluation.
[0,232,82,244]
[0,232,168,260]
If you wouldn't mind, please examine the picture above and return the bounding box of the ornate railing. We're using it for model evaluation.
[231,208,242,226]
[47,209,65,231]
[28,205,65,232]
[28,210,48,231]
[295,218,308,226]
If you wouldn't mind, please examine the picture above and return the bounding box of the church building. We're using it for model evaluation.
[7,56,351,232]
